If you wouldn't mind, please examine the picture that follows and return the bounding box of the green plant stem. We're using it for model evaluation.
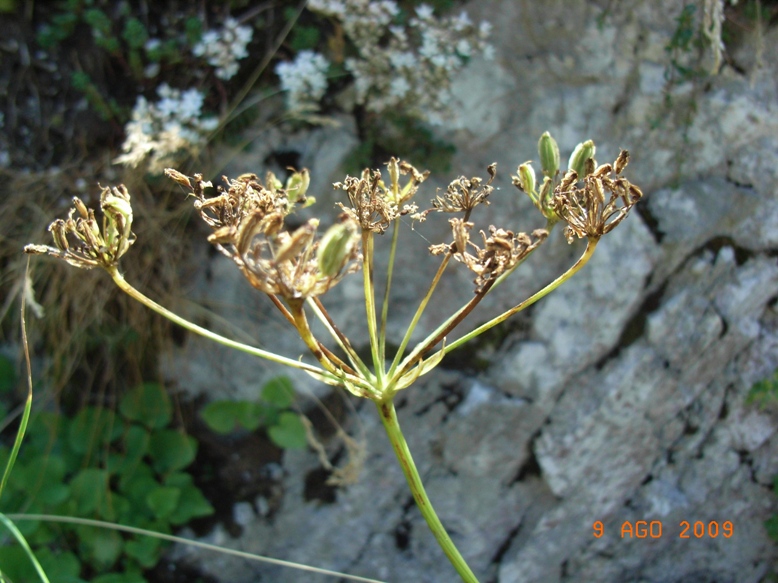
[308,297,372,379]
[0,276,34,502]
[362,231,384,383]
[379,220,400,364]
[376,400,478,583]
[442,237,598,356]
[392,274,494,382]
[108,267,338,381]
[288,300,339,374]
[387,254,451,379]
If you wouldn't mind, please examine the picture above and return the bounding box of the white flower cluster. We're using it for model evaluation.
[303,1,492,123]
[275,50,330,111]
[192,17,253,80]
[115,84,219,173]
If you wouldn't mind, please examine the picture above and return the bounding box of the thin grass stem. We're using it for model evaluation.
[7,514,385,583]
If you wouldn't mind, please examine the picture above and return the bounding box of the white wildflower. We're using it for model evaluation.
[301,0,493,123]
[115,84,218,173]
[415,4,434,20]
[276,50,330,111]
[192,17,253,80]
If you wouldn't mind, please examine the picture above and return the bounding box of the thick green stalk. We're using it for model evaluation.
[376,400,479,583]
[442,237,598,356]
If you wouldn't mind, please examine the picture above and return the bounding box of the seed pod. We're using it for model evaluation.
[73,197,89,219]
[614,150,630,174]
[164,168,193,190]
[285,169,310,204]
[274,219,319,264]
[387,157,400,197]
[317,218,358,277]
[538,132,560,178]
[568,140,596,178]
[515,162,537,205]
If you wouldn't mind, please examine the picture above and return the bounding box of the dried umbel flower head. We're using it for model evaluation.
[24,185,136,270]
[551,150,643,243]
[430,219,547,292]
[417,163,496,221]
[334,159,429,233]
[166,168,359,299]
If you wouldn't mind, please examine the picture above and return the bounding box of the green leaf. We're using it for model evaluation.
[145,485,181,519]
[77,525,123,569]
[201,400,266,434]
[0,545,38,582]
[169,483,214,525]
[36,548,83,582]
[148,429,196,473]
[268,412,307,449]
[125,535,165,568]
[92,571,147,583]
[70,468,110,516]
[119,383,172,429]
[68,406,121,455]
[119,467,159,521]
[261,376,295,408]
[200,400,241,434]
[119,424,151,473]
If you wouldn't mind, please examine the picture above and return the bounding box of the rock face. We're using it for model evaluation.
[170,1,778,581]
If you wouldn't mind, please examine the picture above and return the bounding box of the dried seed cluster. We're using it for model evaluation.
[431,219,547,292]
[416,163,496,220]
[334,158,429,233]
[166,168,361,300]
[24,185,136,269]
[551,150,643,243]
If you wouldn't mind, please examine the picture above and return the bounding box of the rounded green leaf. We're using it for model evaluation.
[148,429,196,473]
[170,483,214,525]
[68,406,122,455]
[119,383,172,429]
[261,376,295,408]
[37,548,83,582]
[146,485,181,519]
[71,468,110,515]
[200,400,241,434]
[268,412,307,449]
[77,525,123,569]
[125,535,165,568]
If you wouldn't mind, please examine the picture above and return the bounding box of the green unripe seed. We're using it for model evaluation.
[538,132,560,178]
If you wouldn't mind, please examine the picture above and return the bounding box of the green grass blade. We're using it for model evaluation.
[0,513,51,583]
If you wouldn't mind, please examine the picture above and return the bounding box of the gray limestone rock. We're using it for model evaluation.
[169,1,778,581]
